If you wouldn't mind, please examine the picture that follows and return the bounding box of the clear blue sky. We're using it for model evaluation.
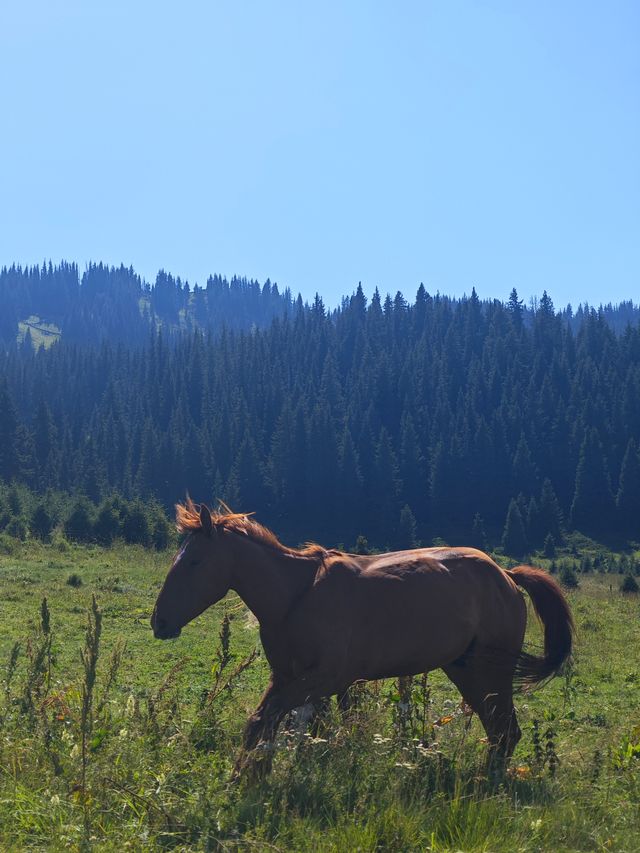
[1,1,638,308]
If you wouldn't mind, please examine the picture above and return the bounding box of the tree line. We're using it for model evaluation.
[0,261,296,346]
[1,279,639,554]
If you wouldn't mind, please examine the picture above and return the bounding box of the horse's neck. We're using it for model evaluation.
[228,536,319,626]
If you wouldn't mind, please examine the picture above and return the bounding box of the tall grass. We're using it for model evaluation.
[1,543,640,850]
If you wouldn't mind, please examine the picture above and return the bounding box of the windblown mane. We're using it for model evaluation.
[175,498,327,559]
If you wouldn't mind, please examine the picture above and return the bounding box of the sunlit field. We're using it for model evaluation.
[2,537,640,852]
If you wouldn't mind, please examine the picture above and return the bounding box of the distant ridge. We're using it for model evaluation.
[1,260,639,350]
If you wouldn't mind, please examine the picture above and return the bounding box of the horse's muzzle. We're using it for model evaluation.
[151,607,182,640]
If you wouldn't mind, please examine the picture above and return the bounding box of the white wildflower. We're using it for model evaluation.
[373,734,391,744]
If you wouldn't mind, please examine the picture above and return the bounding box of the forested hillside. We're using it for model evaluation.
[1,278,639,552]
[0,261,295,346]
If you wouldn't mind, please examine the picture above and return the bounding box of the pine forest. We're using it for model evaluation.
[1,261,639,555]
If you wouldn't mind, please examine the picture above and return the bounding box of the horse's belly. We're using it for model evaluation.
[348,578,477,680]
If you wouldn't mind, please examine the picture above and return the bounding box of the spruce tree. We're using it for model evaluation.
[64,498,95,543]
[502,499,528,558]
[396,504,418,550]
[617,439,640,540]
[543,533,556,558]
[570,430,615,538]
[122,501,150,546]
[0,381,19,482]
[471,513,488,551]
[31,503,54,541]
[538,479,563,543]
[94,498,122,546]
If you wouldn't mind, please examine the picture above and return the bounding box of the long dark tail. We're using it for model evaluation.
[506,565,575,687]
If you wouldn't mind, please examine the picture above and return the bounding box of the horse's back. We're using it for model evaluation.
[293,546,526,681]
[361,546,515,589]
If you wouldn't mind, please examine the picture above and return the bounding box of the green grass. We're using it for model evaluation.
[2,539,640,851]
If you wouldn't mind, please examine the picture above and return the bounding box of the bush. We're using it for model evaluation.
[151,513,171,550]
[94,499,122,546]
[0,495,10,530]
[64,498,95,543]
[354,535,370,555]
[30,503,54,541]
[66,573,83,588]
[560,562,579,589]
[122,501,150,546]
[620,573,639,594]
[0,533,16,555]
[6,516,28,541]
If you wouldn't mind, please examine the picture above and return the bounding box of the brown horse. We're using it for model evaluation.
[151,501,574,775]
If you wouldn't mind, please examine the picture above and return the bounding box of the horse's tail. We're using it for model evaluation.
[506,565,574,687]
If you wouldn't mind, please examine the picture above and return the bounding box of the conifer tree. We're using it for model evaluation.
[507,288,523,328]
[538,479,563,542]
[336,428,364,545]
[617,439,640,540]
[543,533,556,558]
[502,499,528,558]
[0,381,19,482]
[570,430,615,537]
[64,498,95,543]
[399,413,427,527]
[372,428,401,544]
[471,513,488,551]
[397,504,418,549]
[31,503,54,541]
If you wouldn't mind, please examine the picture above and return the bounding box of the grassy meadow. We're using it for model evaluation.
[1,537,640,851]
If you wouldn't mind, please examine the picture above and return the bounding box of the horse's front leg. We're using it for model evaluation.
[234,672,336,781]
[233,681,284,781]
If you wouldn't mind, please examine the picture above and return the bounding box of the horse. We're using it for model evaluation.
[151,500,574,776]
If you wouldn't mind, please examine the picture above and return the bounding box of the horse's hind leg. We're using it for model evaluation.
[443,651,521,770]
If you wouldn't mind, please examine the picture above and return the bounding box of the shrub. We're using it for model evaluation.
[94,499,122,546]
[0,533,16,554]
[354,535,370,555]
[560,562,579,589]
[30,503,54,541]
[64,498,95,543]
[6,516,28,541]
[151,513,171,550]
[67,573,83,588]
[0,495,10,530]
[122,501,150,546]
[620,573,639,594]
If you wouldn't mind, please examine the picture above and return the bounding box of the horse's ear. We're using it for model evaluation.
[199,503,213,537]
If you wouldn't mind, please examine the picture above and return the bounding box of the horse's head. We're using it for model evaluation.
[151,503,232,640]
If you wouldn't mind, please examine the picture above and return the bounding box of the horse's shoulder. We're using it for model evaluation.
[314,552,363,582]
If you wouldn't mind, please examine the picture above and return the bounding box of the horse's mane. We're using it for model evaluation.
[175,498,328,559]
